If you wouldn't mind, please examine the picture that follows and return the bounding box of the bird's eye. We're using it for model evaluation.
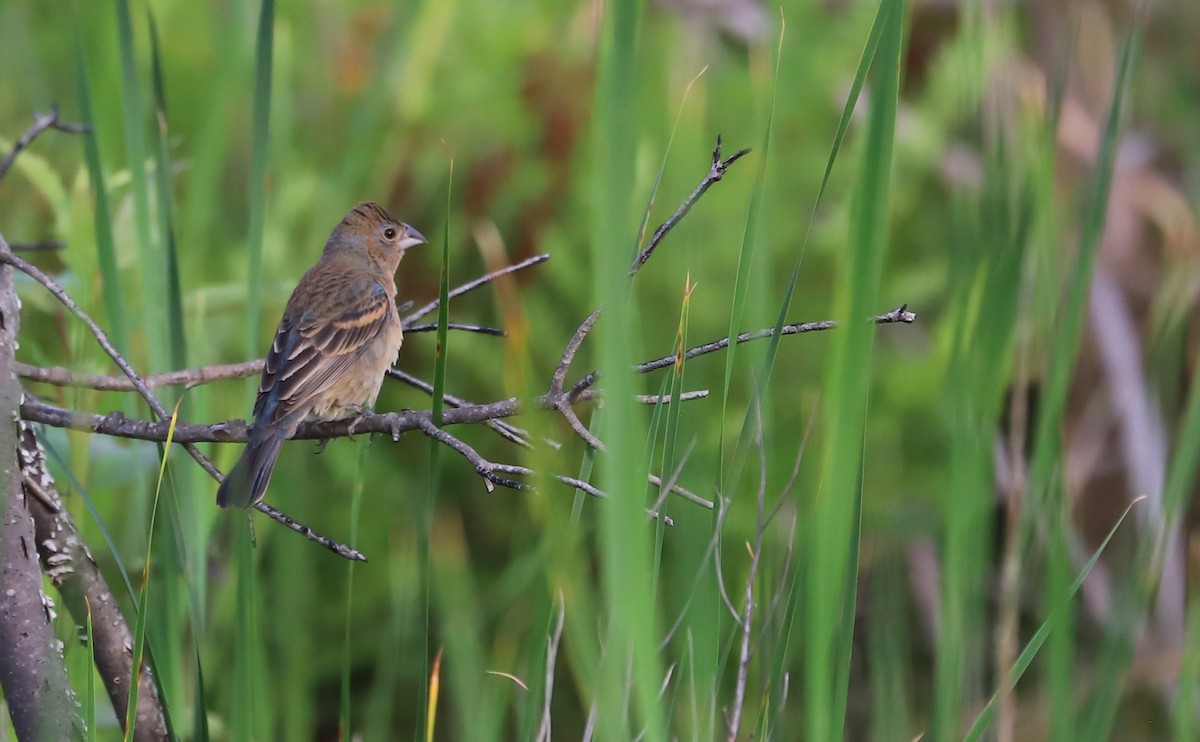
[383,227,398,240]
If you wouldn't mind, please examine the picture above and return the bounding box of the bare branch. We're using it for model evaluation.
[404,253,550,324]
[0,107,90,186]
[403,322,505,336]
[21,423,168,738]
[253,502,366,562]
[549,308,606,450]
[9,240,65,252]
[416,416,532,492]
[387,367,535,449]
[635,305,917,374]
[728,387,769,741]
[629,136,751,276]
[17,359,263,391]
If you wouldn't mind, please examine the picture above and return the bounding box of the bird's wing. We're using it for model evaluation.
[254,279,394,424]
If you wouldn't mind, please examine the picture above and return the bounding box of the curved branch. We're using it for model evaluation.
[21,423,167,739]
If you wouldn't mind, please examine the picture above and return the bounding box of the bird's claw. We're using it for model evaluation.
[345,404,373,438]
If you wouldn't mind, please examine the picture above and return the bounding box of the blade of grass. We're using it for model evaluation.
[1018,22,1139,739]
[124,400,180,742]
[426,649,444,742]
[74,33,128,357]
[147,10,187,373]
[415,159,453,740]
[114,0,165,372]
[935,132,1035,735]
[232,514,265,740]
[339,444,370,739]
[756,0,893,399]
[245,0,275,363]
[717,22,782,486]
[592,0,665,737]
[964,497,1145,742]
[804,1,905,739]
[652,277,693,590]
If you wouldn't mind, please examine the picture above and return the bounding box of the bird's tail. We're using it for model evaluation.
[216,426,286,509]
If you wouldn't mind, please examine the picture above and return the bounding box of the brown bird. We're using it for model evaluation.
[216,202,426,508]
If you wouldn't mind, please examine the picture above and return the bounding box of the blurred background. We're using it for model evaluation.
[1,0,1199,739]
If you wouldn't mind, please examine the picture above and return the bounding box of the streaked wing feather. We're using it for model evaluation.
[254,281,392,424]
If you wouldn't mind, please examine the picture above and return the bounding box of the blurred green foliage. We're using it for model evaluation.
[1,0,1199,739]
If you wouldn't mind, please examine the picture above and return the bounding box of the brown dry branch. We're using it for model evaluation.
[0,235,84,739]
[21,422,168,740]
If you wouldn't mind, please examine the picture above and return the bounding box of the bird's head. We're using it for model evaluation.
[326,201,426,274]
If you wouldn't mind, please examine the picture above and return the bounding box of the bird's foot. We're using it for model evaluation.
[346,404,373,438]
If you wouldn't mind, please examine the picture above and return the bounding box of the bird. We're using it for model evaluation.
[216,202,426,509]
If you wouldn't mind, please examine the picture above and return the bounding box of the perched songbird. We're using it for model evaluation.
[216,202,426,508]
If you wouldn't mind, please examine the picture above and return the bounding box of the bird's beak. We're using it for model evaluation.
[400,225,427,250]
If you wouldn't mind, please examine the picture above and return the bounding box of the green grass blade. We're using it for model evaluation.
[124,402,180,741]
[114,0,164,371]
[964,497,1145,742]
[1020,24,1139,739]
[804,1,905,739]
[592,0,664,737]
[756,0,892,391]
[74,33,129,357]
[415,161,453,739]
[147,10,187,372]
[245,0,275,362]
[1025,10,1139,516]
[717,25,781,483]
[760,3,903,723]
[339,445,370,739]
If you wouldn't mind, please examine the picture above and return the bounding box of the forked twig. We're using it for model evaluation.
[629,136,751,275]
[0,108,90,186]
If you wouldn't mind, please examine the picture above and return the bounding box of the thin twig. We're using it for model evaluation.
[15,304,915,397]
[660,497,733,649]
[9,240,65,252]
[416,416,532,492]
[254,502,366,561]
[727,387,769,741]
[647,472,711,509]
[404,253,550,324]
[554,477,676,523]
[403,322,505,336]
[536,595,567,742]
[649,439,698,515]
[635,305,917,374]
[0,108,90,186]
[387,367,535,449]
[629,136,751,275]
[17,360,263,391]
[549,308,605,450]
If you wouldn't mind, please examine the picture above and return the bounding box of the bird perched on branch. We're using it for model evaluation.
[216,202,426,509]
